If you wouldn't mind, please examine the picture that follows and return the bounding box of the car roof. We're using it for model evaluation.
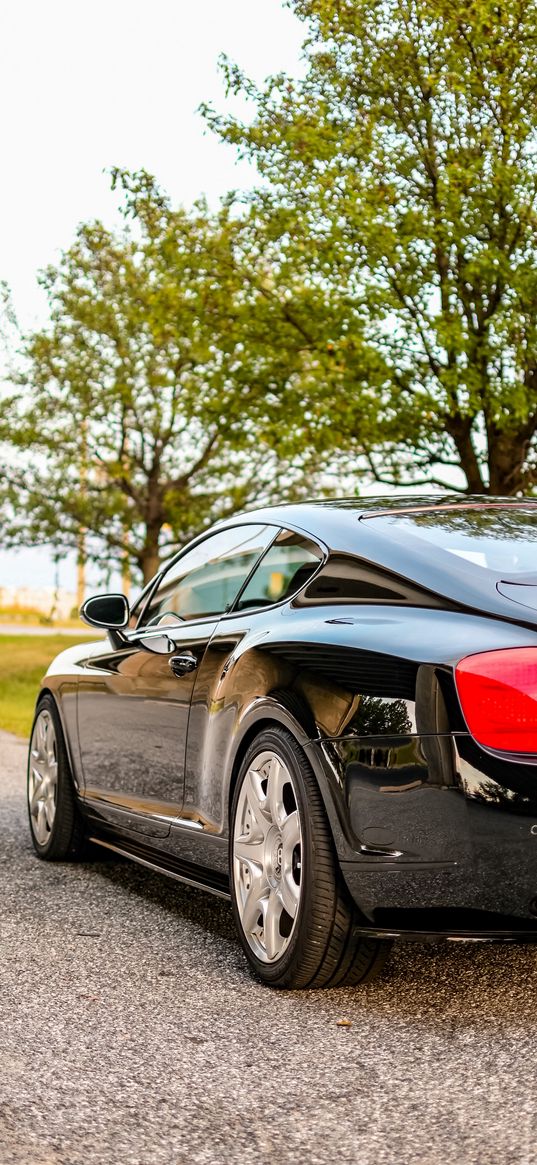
[239,491,537,512]
[233,493,537,535]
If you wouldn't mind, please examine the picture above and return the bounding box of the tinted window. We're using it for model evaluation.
[367,506,537,574]
[303,556,414,603]
[147,525,275,623]
[235,530,322,611]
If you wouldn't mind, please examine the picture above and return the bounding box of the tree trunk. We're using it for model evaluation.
[140,522,162,585]
[76,528,86,609]
[487,428,529,495]
[446,416,486,493]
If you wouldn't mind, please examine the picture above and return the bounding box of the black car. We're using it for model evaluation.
[27,495,537,988]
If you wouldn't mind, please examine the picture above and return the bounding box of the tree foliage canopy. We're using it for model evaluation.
[206,0,537,494]
[4,171,345,582]
[6,0,537,590]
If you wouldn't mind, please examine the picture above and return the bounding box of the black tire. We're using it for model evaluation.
[27,694,86,860]
[229,725,392,989]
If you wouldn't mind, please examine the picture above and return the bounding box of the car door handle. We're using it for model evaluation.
[169,652,198,677]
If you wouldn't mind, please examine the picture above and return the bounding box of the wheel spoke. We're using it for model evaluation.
[241,876,269,936]
[44,798,56,829]
[262,890,284,961]
[279,811,301,918]
[36,801,48,842]
[243,768,270,838]
[281,810,300,863]
[267,756,287,830]
[234,834,266,866]
[35,715,47,759]
[29,770,44,811]
[279,870,300,919]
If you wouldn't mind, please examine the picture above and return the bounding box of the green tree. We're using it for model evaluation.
[0,284,20,538]
[206,0,537,494]
[4,171,343,584]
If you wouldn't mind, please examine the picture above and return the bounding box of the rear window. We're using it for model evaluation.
[365,506,537,575]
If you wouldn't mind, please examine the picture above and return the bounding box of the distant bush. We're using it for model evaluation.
[0,605,46,625]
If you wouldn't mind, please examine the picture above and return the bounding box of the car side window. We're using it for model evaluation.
[234,529,323,612]
[145,525,276,624]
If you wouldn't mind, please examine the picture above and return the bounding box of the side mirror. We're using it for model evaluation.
[80,593,130,630]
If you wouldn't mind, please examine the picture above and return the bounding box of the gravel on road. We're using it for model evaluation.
[1,728,536,1165]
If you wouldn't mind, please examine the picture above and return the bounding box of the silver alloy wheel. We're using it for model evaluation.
[233,750,303,963]
[28,710,58,846]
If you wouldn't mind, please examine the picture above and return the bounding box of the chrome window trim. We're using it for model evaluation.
[135,521,283,630]
[132,573,163,627]
[222,526,328,620]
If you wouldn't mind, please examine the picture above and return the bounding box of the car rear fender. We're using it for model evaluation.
[227,693,360,861]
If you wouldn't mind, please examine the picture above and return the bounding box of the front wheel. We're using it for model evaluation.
[27,695,86,860]
[230,726,392,989]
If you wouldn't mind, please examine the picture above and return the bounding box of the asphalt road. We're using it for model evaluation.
[2,729,537,1165]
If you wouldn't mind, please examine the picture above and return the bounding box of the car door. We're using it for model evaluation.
[77,523,276,836]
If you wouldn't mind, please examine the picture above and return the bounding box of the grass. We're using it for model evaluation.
[0,635,85,738]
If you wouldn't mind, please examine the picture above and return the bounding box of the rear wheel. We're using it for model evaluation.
[230,726,392,989]
[27,695,86,860]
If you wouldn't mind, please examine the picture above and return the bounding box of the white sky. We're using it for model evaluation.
[0,0,305,590]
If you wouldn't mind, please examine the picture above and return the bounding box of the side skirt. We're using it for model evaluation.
[88,832,231,900]
[88,834,537,941]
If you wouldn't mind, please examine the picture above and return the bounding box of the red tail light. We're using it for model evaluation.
[455,648,537,753]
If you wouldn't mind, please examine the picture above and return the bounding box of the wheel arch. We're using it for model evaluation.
[33,686,82,796]
[226,693,356,863]
[35,685,64,734]
[227,692,316,813]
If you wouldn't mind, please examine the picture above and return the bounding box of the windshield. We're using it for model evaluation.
[367,506,537,575]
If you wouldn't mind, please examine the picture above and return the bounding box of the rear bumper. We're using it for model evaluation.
[340,864,537,940]
[308,731,537,937]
